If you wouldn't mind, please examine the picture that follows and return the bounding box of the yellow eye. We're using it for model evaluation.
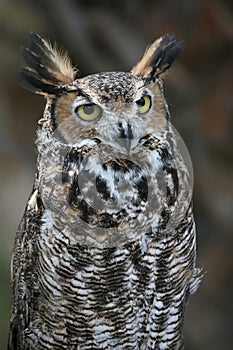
[136,95,152,114]
[75,103,102,121]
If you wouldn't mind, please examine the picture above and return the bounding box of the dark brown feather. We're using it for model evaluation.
[131,33,183,80]
[18,33,75,95]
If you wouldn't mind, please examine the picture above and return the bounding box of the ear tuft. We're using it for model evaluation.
[18,33,76,95]
[131,33,183,80]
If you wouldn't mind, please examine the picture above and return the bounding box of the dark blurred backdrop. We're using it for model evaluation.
[0,0,233,349]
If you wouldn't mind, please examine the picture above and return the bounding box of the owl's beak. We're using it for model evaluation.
[118,122,133,153]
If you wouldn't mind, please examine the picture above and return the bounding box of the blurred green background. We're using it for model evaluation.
[0,0,233,349]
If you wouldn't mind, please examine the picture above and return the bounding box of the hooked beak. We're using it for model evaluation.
[118,122,133,153]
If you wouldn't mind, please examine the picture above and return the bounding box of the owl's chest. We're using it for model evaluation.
[33,217,191,349]
[38,138,169,246]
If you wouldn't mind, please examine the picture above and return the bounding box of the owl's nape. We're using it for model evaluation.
[9,32,202,350]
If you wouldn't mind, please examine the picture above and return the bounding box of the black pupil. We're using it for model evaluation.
[136,97,146,107]
[83,104,95,115]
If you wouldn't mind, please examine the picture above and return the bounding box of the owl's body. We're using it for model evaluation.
[8,33,201,349]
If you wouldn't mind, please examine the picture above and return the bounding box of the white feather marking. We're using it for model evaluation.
[41,209,54,230]
[139,234,148,253]
[147,149,162,172]
[27,189,38,210]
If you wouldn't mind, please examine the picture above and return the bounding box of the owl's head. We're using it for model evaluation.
[19,33,182,151]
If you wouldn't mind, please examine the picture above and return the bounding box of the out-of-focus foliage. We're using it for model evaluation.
[0,0,232,349]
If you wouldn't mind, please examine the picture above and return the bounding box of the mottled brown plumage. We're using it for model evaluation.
[8,33,202,350]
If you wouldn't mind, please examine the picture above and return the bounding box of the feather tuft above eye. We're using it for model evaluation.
[131,33,183,80]
[18,33,77,95]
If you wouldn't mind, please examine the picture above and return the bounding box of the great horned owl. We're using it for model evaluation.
[8,33,202,350]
